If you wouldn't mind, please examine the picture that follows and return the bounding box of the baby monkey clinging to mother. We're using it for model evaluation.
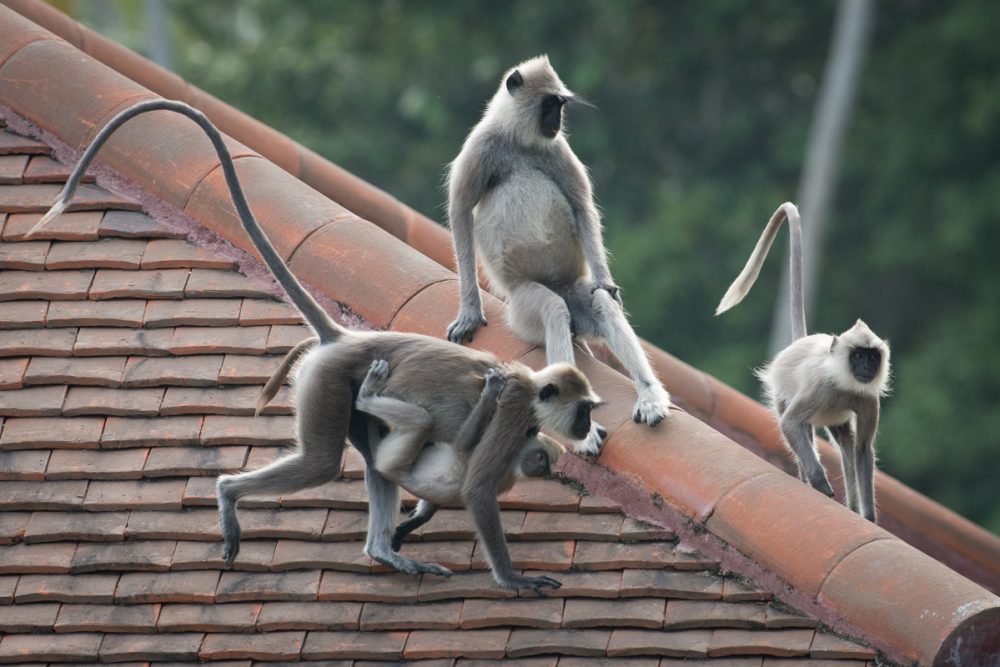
[717,203,891,522]
[446,55,672,453]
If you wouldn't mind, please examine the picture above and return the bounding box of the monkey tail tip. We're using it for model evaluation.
[714,286,746,316]
[23,199,68,239]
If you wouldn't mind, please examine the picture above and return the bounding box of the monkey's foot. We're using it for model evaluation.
[484,367,507,395]
[808,475,835,498]
[359,358,390,398]
[447,311,486,344]
[496,573,562,596]
[632,384,671,427]
[574,421,607,456]
[221,540,240,567]
[369,549,453,578]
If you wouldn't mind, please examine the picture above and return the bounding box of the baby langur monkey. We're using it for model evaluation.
[26,99,603,593]
[716,202,891,522]
[446,55,672,453]
[355,359,563,563]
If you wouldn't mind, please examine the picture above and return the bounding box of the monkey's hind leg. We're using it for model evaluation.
[507,282,576,366]
[587,288,671,426]
[392,499,439,551]
[364,467,452,578]
[827,422,859,513]
[216,360,350,565]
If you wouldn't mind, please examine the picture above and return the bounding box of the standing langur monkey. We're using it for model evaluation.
[716,202,890,521]
[446,55,672,453]
[25,99,602,593]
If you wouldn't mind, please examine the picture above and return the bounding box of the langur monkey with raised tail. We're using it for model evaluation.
[26,99,602,593]
[716,202,890,522]
[446,55,672,453]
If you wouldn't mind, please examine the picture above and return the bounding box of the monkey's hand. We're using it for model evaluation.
[483,368,507,397]
[359,358,390,398]
[496,573,562,596]
[447,309,487,344]
[590,283,623,306]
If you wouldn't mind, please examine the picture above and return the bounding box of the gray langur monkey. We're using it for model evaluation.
[26,99,602,593]
[716,202,891,522]
[445,55,672,453]
[356,358,565,572]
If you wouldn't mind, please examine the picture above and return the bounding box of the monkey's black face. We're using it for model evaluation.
[571,401,596,440]
[849,347,882,384]
[520,448,552,479]
[539,94,565,139]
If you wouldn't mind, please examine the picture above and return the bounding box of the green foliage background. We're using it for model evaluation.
[74,0,1000,534]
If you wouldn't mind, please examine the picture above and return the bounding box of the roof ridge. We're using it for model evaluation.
[1,4,998,664]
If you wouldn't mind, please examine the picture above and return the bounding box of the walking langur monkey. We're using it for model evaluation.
[26,99,601,592]
[716,202,891,521]
[445,55,672,453]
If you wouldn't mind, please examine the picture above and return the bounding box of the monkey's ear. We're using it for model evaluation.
[830,336,839,353]
[506,70,524,94]
[538,383,559,401]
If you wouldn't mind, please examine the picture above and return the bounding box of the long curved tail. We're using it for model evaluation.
[715,202,806,341]
[25,99,344,344]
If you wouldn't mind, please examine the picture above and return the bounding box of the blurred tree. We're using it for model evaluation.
[71,0,999,535]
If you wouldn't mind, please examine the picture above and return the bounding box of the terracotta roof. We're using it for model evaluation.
[0,2,998,665]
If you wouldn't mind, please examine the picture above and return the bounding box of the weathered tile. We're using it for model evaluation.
[169,325,269,354]
[218,353,283,384]
[201,414,294,445]
[574,541,674,571]
[216,569,321,602]
[54,603,158,633]
[63,386,164,416]
[144,445,247,477]
[0,269,93,300]
[98,633,204,662]
[0,449,49,480]
[46,299,146,327]
[607,629,713,658]
[185,268,274,298]
[0,328,77,357]
[99,210,182,239]
[563,598,665,629]
[240,298,302,325]
[0,601,59,631]
[0,384,67,416]
[71,541,175,574]
[320,571,423,603]
[0,479,88,509]
[171,539,275,572]
[101,416,202,447]
[302,631,407,661]
[0,631,104,662]
[461,598,564,629]
[15,573,120,603]
[0,300,47,328]
[49,445,149,481]
[23,510,128,543]
[507,629,610,658]
[89,268,189,299]
[200,631,306,661]
[521,511,623,541]
[45,238,146,269]
[258,601,362,631]
[142,238,235,269]
[0,357,28,389]
[126,508,218,540]
[157,602,260,632]
[707,629,815,657]
[122,354,224,387]
[620,570,724,599]
[809,632,878,660]
[24,355,126,387]
[4,417,109,454]
[664,600,767,630]
[0,239,49,269]
[74,326,173,356]
[84,479,187,510]
[3,210,104,241]
[116,570,220,603]
[144,298,242,327]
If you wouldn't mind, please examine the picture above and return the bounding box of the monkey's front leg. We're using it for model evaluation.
[446,209,487,343]
[363,467,452,578]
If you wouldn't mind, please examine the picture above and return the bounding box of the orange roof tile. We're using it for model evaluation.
[0,2,998,665]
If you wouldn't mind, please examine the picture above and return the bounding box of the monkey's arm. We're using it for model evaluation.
[558,148,618,301]
[453,369,507,455]
[780,390,835,497]
[461,397,561,594]
[446,152,489,343]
